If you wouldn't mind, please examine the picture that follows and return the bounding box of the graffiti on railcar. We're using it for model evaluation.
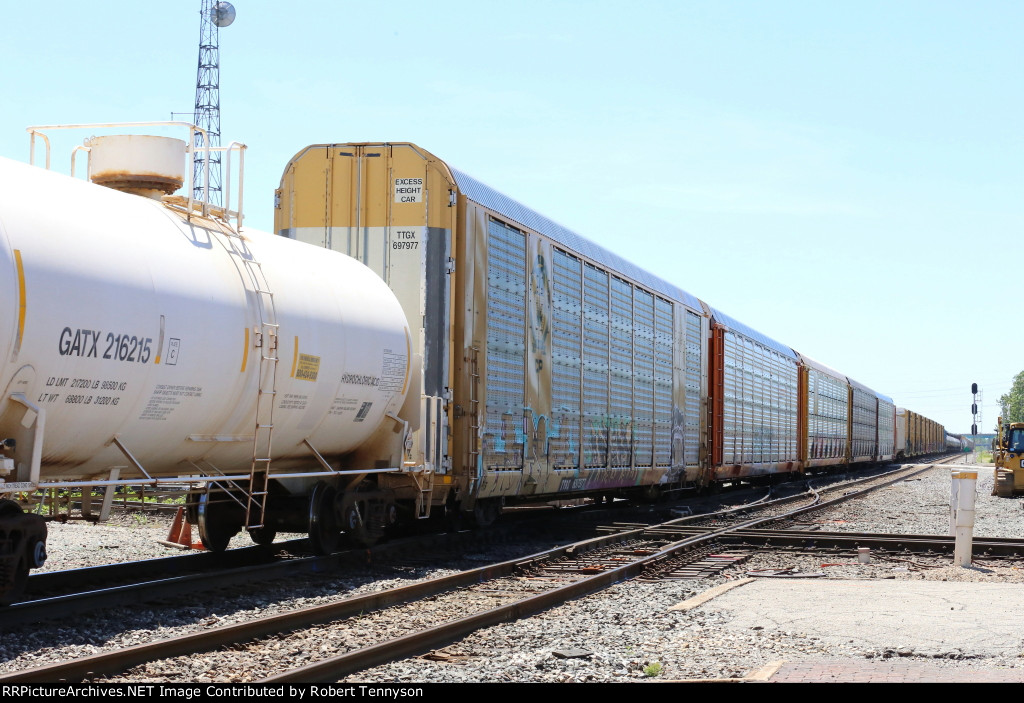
[558,467,642,492]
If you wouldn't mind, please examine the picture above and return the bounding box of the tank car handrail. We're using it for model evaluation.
[220,141,246,230]
[26,121,214,220]
[27,131,50,170]
[69,145,91,179]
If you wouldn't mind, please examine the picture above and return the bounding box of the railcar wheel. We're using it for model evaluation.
[197,493,240,553]
[0,500,31,606]
[638,485,662,503]
[339,481,393,547]
[471,498,501,528]
[248,526,277,546]
[341,497,381,547]
[341,501,366,545]
[308,482,340,555]
[26,535,46,568]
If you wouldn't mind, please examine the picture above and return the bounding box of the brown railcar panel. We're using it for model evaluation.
[709,325,725,469]
[797,367,808,464]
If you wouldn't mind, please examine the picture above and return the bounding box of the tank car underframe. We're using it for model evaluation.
[189,471,429,553]
[0,418,445,588]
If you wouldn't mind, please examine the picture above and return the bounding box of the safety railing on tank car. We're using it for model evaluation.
[25,121,246,230]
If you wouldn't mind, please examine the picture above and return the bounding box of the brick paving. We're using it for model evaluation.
[763,658,1024,683]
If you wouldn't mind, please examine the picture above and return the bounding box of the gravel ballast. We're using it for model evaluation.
[7,457,1024,683]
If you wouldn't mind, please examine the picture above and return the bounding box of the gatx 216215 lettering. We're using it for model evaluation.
[58,327,153,364]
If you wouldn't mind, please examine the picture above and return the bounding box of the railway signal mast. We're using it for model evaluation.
[192,0,235,206]
[971,382,980,455]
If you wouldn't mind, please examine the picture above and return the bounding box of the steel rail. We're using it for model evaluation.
[715,529,1024,557]
[0,528,648,683]
[5,527,524,630]
[10,497,602,624]
[0,479,840,682]
[0,459,955,682]
[25,540,303,594]
[261,464,944,682]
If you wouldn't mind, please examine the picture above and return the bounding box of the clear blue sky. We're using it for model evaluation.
[3,1,1020,434]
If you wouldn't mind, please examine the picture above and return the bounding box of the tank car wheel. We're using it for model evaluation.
[197,493,240,553]
[0,501,31,606]
[341,499,381,548]
[308,482,341,555]
[248,526,277,547]
[25,535,46,569]
[339,481,390,547]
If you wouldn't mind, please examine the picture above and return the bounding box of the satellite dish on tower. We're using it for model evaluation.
[212,1,236,27]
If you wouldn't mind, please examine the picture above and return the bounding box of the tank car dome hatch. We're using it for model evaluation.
[86,135,186,199]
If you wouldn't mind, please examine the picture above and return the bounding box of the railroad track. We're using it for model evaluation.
[5,494,676,627]
[5,460,893,623]
[717,529,1024,559]
[0,458,964,683]
[603,456,956,538]
[4,528,528,629]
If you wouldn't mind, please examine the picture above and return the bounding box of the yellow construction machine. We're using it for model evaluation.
[993,417,1024,496]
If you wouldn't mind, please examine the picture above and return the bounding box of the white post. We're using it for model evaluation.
[952,470,977,567]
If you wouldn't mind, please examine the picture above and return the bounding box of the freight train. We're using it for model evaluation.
[0,126,947,603]
[945,432,972,452]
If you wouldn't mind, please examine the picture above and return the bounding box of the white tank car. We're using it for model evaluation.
[0,156,412,480]
[0,133,418,600]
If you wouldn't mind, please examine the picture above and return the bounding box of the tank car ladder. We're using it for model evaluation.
[226,232,280,533]
[247,314,279,532]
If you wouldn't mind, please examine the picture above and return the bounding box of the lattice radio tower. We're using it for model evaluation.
[193,1,235,205]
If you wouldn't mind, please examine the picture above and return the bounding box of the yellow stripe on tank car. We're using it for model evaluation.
[155,314,165,364]
[13,250,26,359]
[291,336,299,378]
[240,327,250,372]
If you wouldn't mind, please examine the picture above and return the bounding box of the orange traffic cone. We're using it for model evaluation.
[158,506,206,550]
